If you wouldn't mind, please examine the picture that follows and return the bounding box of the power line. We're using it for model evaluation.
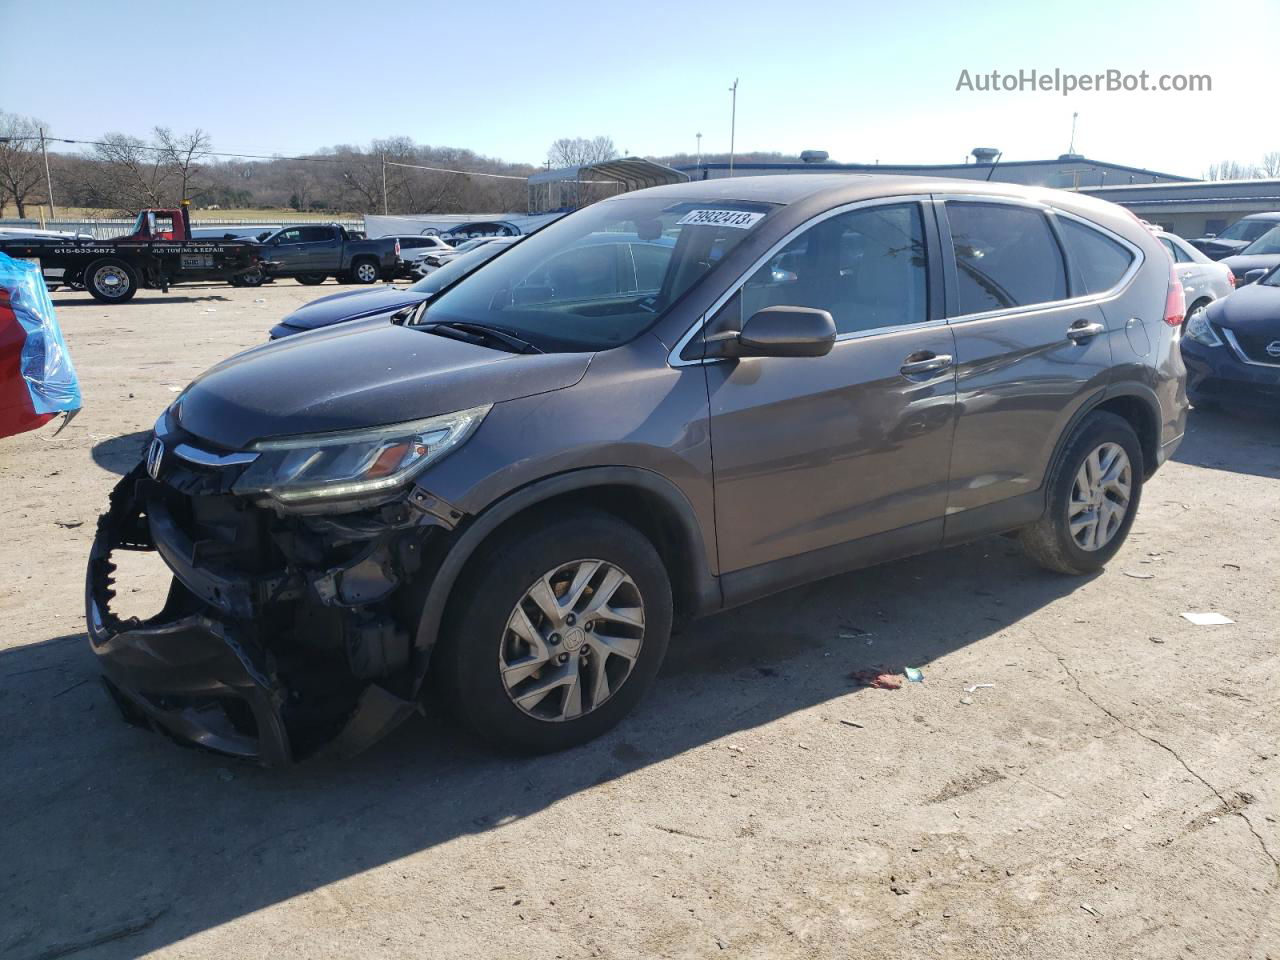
[2,135,535,178]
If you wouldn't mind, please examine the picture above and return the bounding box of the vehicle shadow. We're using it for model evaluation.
[1172,405,1280,480]
[90,431,150,476]
[1,535,1089,959]
[50,293,234,307]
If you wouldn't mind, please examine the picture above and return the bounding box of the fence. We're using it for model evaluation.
[0,217,366,240]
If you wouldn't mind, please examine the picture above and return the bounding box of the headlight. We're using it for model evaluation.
[232,404,490,503]
[1184,310,1222,347]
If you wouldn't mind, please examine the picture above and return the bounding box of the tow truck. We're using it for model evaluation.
[0,202,263,304]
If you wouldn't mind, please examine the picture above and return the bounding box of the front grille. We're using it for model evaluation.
[1229,329,1280,365]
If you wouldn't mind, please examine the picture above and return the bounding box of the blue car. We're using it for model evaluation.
[1181,263,1280,411]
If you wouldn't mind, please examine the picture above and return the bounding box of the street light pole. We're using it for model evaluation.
[39,126,56,218]
[696,132,702,169]
[728,79,738,177]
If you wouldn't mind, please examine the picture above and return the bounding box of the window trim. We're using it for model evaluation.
[936,196,1144,324]
[668,195,938,367]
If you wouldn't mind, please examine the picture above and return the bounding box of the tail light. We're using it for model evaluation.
[1164,262,1186,327]
[1226,267,1237,288]
[394,240,401,256]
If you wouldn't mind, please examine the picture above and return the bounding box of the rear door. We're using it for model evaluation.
[705,199,957,579]
[298,226,341,270]
[939,198,1123,535]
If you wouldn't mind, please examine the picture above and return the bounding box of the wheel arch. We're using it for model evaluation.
[1047,386,1162,488]
[409,467,721,687]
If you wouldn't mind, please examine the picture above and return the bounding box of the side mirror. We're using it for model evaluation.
[706,306,836,359]
[1243,268,1268,285]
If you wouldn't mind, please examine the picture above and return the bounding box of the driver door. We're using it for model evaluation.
[704,201,957,597]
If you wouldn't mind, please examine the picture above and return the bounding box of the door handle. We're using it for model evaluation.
[1066,320,1106,342]
[899,352,953,376]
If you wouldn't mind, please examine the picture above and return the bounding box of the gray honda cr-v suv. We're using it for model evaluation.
[88,175,1188,765]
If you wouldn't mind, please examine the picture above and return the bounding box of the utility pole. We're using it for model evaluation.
[728,79,739,177]
[39,126,56,218]
[695,132,702,169]
[381,154,388,215]
[1068,112,1079,155]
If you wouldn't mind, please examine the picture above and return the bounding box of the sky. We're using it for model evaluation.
[2,0,1277,178]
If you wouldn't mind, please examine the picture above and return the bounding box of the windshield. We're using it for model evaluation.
[407,240,515,293]
[1219,218,1276,242]
[1240,225,1280,255]
[418,196,776,351]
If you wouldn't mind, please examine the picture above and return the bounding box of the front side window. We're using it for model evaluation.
[277,228,304,244]
[1059,217,1136,293]
[419,197,776,351]
[947,202,1067,314]
[738,203,928,335]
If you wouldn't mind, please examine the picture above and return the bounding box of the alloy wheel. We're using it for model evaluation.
[1068,442,1132,551]
[356,263,378,282]
[499,559,645,722]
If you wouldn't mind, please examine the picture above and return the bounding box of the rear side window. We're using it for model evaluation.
[299,226,334,242]
[1060,218,1136,293]
[946,202,1067,314]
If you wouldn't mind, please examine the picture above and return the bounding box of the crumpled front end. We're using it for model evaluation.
[86,439,455,766]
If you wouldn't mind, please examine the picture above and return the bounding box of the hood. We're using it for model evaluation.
[1220,253,1280,281]
[1205,280,1280,332]
[277,285,426,333]
[175,321,591,449]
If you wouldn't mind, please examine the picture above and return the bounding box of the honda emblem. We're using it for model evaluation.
[146,437,164,480]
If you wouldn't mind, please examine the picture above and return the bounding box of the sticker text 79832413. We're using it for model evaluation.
[676,209,766,230]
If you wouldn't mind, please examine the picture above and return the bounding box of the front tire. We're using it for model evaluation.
[1020,411,1143,575]
[83,258,139,304]
[436,511,672,752]
[233,265,267,287]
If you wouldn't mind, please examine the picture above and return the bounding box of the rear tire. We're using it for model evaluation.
[1020,411,1143,575]
[296,274,326,286]
[351,259,380,284]
[435,510,672,753]
[233,265,267,287]
[83,257,139,304]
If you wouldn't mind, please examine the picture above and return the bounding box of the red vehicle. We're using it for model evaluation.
[0,202,262,304]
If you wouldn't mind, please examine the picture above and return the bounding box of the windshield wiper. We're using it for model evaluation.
[419,320,542,354]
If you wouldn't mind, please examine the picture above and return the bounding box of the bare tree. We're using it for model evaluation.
[1261,152,1280,178]
[1203,160,1261,181]
[153,127,211,203]
[545,136,619,208]
[0,111,48,218]
[88,132,176,211]
[547,135,619,169]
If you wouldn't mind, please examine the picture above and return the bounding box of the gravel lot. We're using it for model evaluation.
[2,280,1277,960]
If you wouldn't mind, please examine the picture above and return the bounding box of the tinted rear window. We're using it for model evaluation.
[947,202,1067,314]
[1060,218,1136,293]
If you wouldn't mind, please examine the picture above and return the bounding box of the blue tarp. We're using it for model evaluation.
[0,252,81,415]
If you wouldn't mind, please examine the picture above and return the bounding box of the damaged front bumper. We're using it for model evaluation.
[86,455,456,766]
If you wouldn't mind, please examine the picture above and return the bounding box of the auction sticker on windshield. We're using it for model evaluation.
[676,209,766,229]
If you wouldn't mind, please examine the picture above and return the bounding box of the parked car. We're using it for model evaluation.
[1182,263,1280,411]
[88,175,1187,766]
[1220,225,1280,285]
[235,224,400,287]
[1189,212,1280,260]
[269,237,522,339]
[386,234,454,279]
[412,236,505,278]
[1151,228,1236,330]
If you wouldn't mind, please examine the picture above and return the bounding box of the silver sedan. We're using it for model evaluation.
[1155,229,1236,331]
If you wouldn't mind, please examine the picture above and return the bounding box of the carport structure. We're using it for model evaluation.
[527,157,689,213]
